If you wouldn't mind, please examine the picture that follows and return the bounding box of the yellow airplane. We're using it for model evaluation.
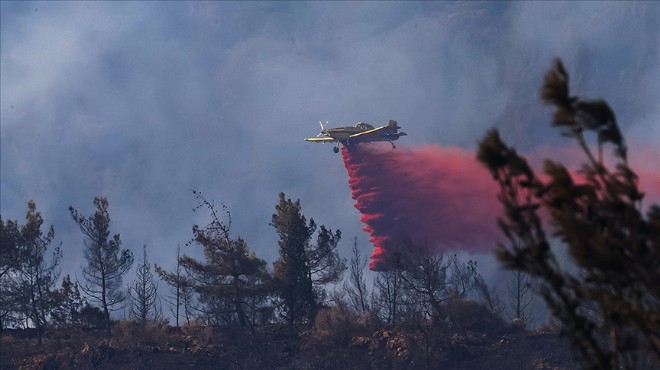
[305,120,407,153]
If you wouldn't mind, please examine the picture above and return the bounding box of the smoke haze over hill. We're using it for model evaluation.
[1,2,657,285]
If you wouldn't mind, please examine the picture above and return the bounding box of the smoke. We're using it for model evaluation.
[341,143,501,271]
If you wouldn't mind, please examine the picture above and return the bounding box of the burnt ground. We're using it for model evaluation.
[1,322,579,370]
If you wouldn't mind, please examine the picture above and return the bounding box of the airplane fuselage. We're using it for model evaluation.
[305,120,406,153]
[321,122,376,140]
[322,127,364,140]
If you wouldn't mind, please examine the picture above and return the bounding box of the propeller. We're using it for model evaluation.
[317,121,329,137]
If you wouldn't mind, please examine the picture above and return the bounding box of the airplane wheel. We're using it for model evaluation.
[333,147,339,153]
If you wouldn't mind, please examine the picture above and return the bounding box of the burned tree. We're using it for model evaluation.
[5,201,61,344]
[161,191,270,327]
[506,270,534,327]
[343,238,370,315]
[129,246,161,325]
[155,245,195,328]
[70,197,134,334]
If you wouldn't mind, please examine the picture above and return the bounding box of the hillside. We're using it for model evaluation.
[1,321,578,370]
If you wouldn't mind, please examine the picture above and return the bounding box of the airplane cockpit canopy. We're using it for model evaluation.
[355,122,375,130]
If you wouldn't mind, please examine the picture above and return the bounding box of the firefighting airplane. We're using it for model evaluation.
[305,120,407,153]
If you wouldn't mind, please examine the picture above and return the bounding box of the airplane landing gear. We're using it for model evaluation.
[333,146,340,153]
[390,142,396,149]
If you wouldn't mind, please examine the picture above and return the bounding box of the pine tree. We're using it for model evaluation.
[129,246,161,325]
[0,216,20,332]
[373,266,403,326]
[51,275,84,328]
[398,246,450,324]
[10,201,62,344]
[0,216,20,280]
[343,238,370,314]
[506,270,534,327]
[160,191,270,327]
[69,197,134,334]
[473,274,503,316]
[271,192,346,326]
[155,245,193,328]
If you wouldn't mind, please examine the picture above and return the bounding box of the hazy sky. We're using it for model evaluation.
[2,2,659,290]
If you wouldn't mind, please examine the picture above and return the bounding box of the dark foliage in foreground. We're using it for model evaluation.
[477,59,660,369]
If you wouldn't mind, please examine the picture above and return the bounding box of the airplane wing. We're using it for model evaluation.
[348,125,392,140]
[305,137,338,143]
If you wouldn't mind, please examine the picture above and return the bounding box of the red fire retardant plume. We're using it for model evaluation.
[341,144,501,271]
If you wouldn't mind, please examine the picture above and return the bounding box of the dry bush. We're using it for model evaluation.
[180,321,215,346]
[445,299,506,334]
[298,304,371,369]
[314,303,367,347]
[511,317,526,330]
[111,320,172,349]
[1,333,16,346]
